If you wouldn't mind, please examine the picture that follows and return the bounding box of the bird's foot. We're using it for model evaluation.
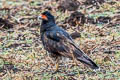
[51,63,59,74]
[55,63,59,72]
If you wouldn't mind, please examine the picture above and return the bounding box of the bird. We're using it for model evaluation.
[38,11,99,71]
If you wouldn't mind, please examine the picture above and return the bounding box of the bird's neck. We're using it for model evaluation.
[40,21,56,32]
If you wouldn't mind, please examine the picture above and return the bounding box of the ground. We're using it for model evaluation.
[0,0,120,80]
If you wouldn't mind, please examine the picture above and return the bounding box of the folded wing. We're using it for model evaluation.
[43,29,99,69]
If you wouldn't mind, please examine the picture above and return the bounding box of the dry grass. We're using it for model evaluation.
[0,0,120,80]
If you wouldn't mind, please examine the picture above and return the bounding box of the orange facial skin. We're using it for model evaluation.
[41,14,48,20]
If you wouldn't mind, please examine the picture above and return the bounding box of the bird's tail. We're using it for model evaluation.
[73,48,99,70]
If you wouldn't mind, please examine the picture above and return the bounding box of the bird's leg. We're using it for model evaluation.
[55,57,59,72]
[72,53,78,66]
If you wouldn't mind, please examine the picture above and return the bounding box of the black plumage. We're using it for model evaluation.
[38,11,99,70]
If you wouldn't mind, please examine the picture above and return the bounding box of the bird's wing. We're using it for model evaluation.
[45,29,81,57]
[45,30,99,69]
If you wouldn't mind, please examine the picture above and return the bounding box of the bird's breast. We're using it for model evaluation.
[41,33,56,52]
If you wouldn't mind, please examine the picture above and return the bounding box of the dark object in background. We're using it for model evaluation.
[27,22,40,28]
[70,31,81,39]
[107,15,120,27]
[108,1,116,5]
[64,11,85,26]
[0,63,20,74]
[58,22,69,30]
[45,6,52,11]
[85,17,97,24]
[97,16,111,24]
[0,18,13,29]
[84,0,105,8]
[86,16,111,24]
[52,0,59,2]
[84,0,105,5]
[57,0,80,12]
[38,11,99,70]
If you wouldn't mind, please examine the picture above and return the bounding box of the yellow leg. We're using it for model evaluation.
[55,57,59,72]
[72,53,78,66]
[55,62,59,71]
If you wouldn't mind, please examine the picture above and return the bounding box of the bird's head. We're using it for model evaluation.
[38,11,55,22]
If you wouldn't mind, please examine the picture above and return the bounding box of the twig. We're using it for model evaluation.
[0,8,10,10]
[11,16,37,23]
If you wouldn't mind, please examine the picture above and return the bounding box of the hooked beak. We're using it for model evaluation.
[38,15,42,20]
